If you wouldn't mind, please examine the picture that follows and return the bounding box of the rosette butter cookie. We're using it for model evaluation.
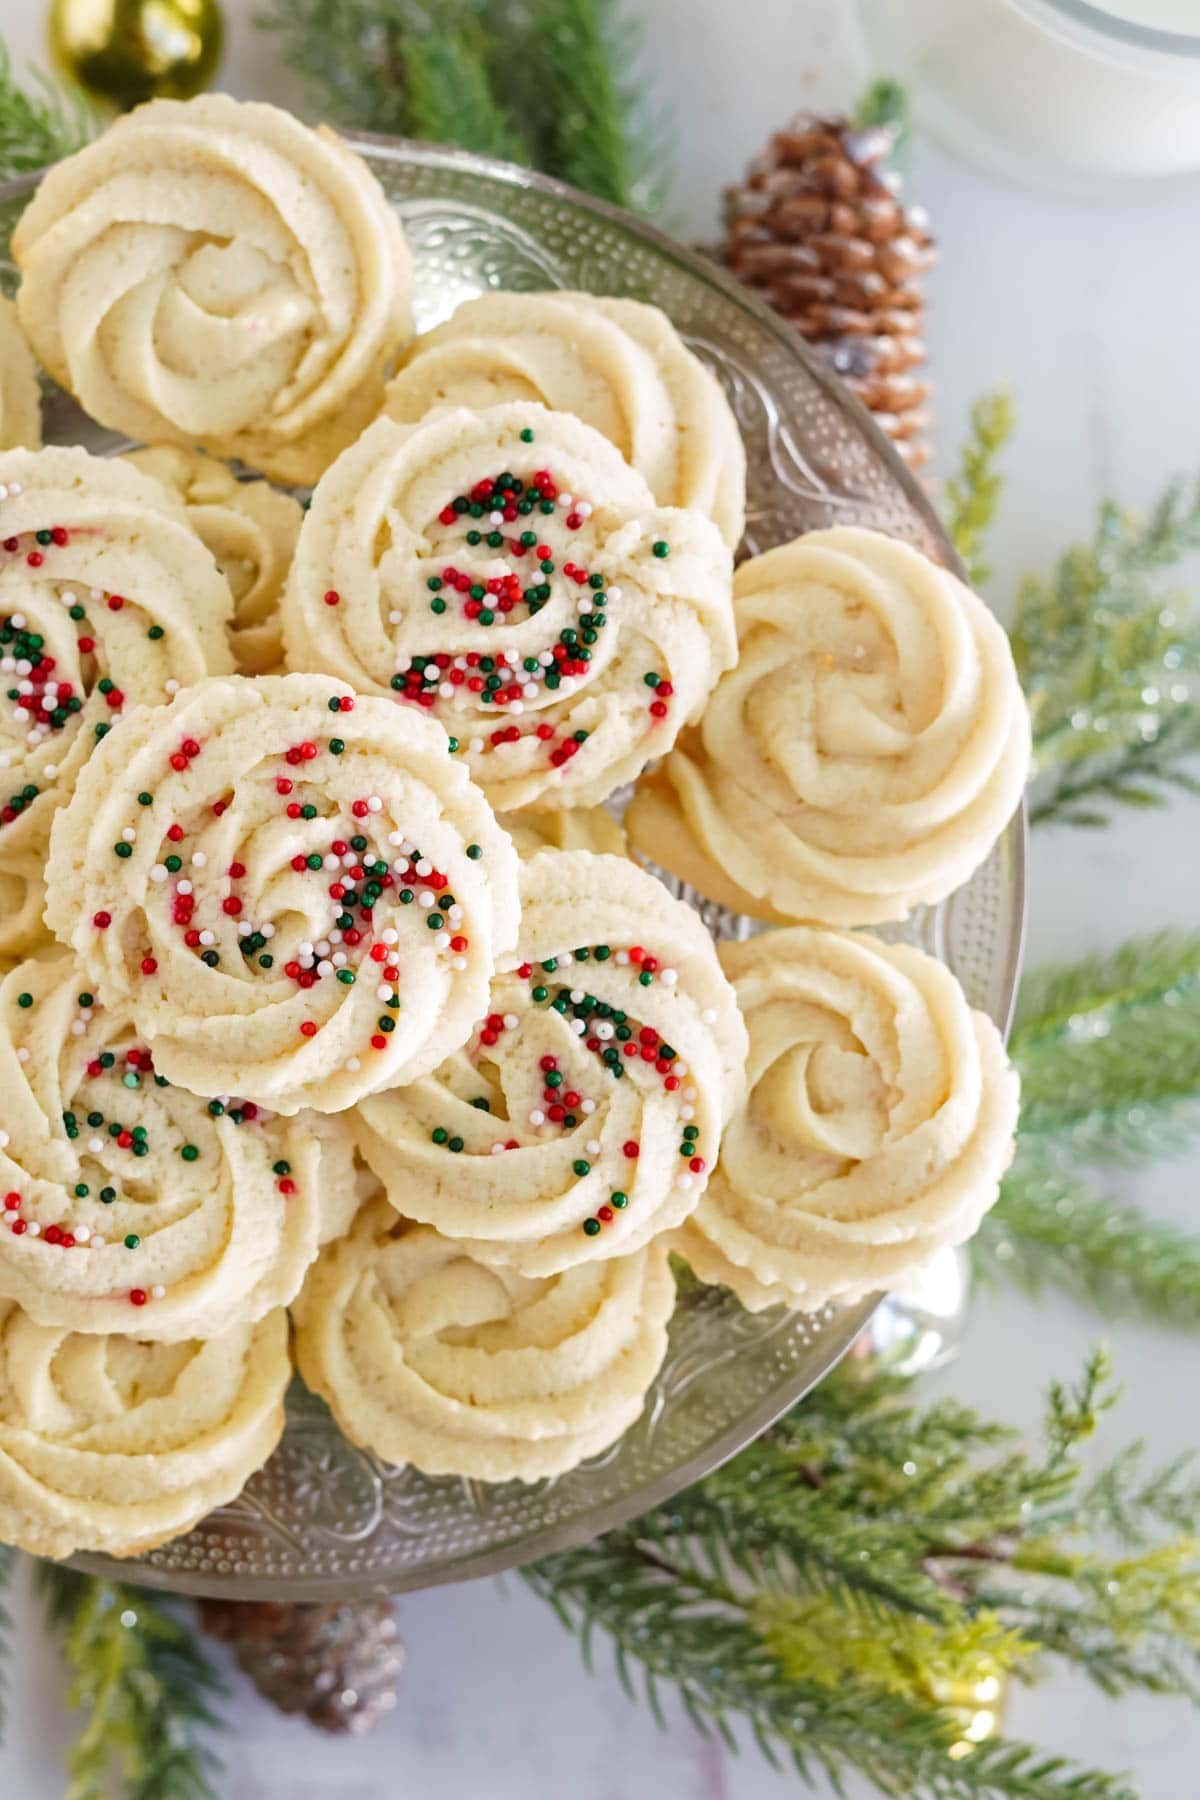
[283,405,735,812]
[45,673,519,1115]
[294,1202,675,1482]
[628,529,1030,926]
[355,850,747,1274]
[0,1301,288,1558]
[0,296,40,451]
[0,445,233,958]
[0,953,356,1336]
[384,293,746,547]
[12,95,413,484]
[674,928,1019,1312]
[124,447,302,674]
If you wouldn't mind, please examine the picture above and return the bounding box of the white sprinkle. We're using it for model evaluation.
[74,1225,91,1244]
[491,1142,506,1156]
[151,1284,165,1300]
[581,1098,596,1115]
[488,510,503,525]
[340,851,357,868]
[677,1173,695,1192]
[680,1105,695,1122]
[237,921,252,937]
[450,955,468,971]
[529,1109,546,1127]
[418,890,435,908]
[700,1008,717,1024]
[556,952,573,968]
[149,865,168,883]
[586,1139,601,1156]
[70,1019,85,1036]
[121,827,136,843]
[260,922,275,939]
[298,942,314,958]
[317,959,333,977]
[382,927,398,946]
[345,1056,361,1072]
[332,951,348,968]
[596,1022,614,1040]
[164,679,180,695]
[90,1235,105,1249]
[575,500,593,519]
[191,851,207,867]
[389,610,402,625]
[447,904,463,922]
[24,1217,38,1233]
[469,737,484,753]
[660,968,678,987]
[415,858,432,877]
[367,796,383,813]
[434,932,451,950]
[16,1048,28,1063]
[615,950,630,965]
[198,929,216,947]
[87,1137,104,1154]
[324,854,340,871]
[684,1086,697,1101]
[377,984,393,1002]
[502,1013,518,1030]
[570,988,584,1003]
[0,1132,8,1150]
[439,683,454,699]
[607,585,622,602]
[315,939,331,957]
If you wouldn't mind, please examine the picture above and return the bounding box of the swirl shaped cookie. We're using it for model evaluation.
[123,447,301,674]
[499,804,626,859]
[45,673,520,1114]
[354,850,747,1274]
[673,928,1019,1312]
[0,1300,288,1558]
[627,529,1030,926]
[282,405,735,812]
[0,953,356,1337]
[293,1201,675,1481]
[384,293,746,547]
[0,296,40,450]
[0,445,234,958]
[12,95,413,483]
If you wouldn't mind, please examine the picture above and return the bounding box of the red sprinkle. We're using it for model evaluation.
[323,590,341,607]
[299,1021,318,1038]
[129,1289,147,1307]
[141,956,158,975]
[92,910,111,929]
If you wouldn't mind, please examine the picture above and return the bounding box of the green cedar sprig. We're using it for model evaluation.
[0,37,94,180]
[34,1564,224,1800]
[527,1349,1200,1800]
[944,390,1016,589]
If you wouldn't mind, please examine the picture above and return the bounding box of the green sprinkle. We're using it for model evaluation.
[471,1097,491,1111]
[208,1100,225,1116]
[114,840,132,857]
[582,1218,601,1237]
[329,738,345,755]
[466,843,483,860]
[273,1161,291,1176]
[336,968,356,985]
[430,597,447,614]
[123,1072,139,1089]
[531,985,548,1002]
[124,1234,140,1250]
[137,792,153,806]
[180,1144,199,1161]
[16,992,32,1008]
[519,427,535,443]
[164,854,182,873]
[74,1182,89,1197]
[147,624,165,640]
[573,1159,591,1177]
[100,1187,116,1203]
[448,1136,464,1153]
[431,1127,448,1145]
[652,540,670,558]
[611,1191,628,1209]
[259,954,274,969]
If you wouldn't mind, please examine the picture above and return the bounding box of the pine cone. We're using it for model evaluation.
[198,1597,405,1735]
[722,114,936,470]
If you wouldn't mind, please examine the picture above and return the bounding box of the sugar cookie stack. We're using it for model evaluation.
[0,92,1026,1563]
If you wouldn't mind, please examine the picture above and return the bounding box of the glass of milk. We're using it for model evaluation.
[857,0,1200,196]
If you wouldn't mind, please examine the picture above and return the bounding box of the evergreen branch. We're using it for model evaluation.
[1015,477,1200,829]
[256,0,666,210]
[524,1353,1200,1799]
[34,1564,225,1800]
[976,1150,1200,1327]
[0,37,95,180]
[943,390,1016,589]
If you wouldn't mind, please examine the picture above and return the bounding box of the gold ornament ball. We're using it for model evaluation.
[49,0,224,112]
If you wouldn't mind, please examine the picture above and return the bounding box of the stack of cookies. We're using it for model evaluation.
[0,95,1027,1562]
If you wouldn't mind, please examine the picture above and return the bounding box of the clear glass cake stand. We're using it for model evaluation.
[0,140,1026,1600]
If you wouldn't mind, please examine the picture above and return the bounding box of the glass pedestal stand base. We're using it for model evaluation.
[850,1246,973,1377]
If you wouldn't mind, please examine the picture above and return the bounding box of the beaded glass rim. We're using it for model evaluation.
[0,137,1027,1600]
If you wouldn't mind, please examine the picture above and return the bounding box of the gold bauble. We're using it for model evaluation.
[49,0,223,112]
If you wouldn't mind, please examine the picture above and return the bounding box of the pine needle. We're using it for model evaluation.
[978,1148,1200,1327]
[0,37,95,179]
[524,1351,1200,1800]
[34,1565,225,1800]
[943,390,1016,589]
[1015,477,1200,829]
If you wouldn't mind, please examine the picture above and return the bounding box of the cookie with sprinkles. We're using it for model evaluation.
[354,849,747,1275]
[0,444,235,958]
[293,1201,675,1482]
[0,952,358,1337]
[281,404,735,813]
[673,927,1020,1313]
[123,446,302,675]
[13,94,414,485]
[383,292,746,549]
[627,529,1031,927]
[0,296,40,453]
[44,672,520,1115]
[0,1298,289,1558]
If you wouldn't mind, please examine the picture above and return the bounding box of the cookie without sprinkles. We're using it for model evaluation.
[43,672,520,1114]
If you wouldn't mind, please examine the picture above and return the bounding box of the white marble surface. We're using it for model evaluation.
[3,2,1200,1794]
